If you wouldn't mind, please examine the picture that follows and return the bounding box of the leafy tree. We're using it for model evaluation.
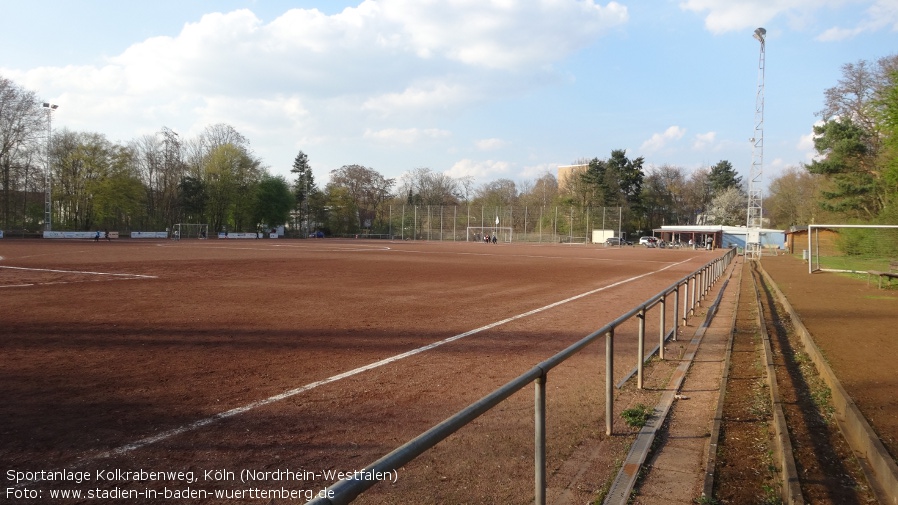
[52,130,125,230]
[578,157,611,207]
[329,164,394,230]
[708,160,742,195]
[178,176,206,224]
[322,184,355,235]
[203,143,262,233]
[876,69,898,219]
[808,54,898,222]
[290,150,317,236]
[91,152,145,231]
[607,149,645,209]
[805,118,879,219]
[253,174,295,229]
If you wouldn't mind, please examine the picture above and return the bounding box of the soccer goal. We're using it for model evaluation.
[466,226,513,243]
[172,223,209,240]
[807,224,898,274]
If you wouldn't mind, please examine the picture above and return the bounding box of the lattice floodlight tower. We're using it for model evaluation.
[746,27,766,260]
[42,103,58,231]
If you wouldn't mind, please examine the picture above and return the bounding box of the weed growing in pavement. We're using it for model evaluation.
[621,404,652,428]
[760,483,784,505]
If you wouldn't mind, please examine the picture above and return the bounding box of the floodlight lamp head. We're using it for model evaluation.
[753,27,766,42]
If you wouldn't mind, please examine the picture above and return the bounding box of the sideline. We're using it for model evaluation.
[0,265,157,288]
[16,258,693,487]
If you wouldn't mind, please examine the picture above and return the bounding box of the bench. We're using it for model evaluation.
[867,260,898,289]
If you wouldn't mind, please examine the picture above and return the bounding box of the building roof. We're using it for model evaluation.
[655,225,784,234]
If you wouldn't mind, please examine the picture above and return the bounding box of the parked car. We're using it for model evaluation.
[639,236,658,247]
[604,237,629,246]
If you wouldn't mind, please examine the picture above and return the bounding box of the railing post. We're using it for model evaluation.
[689,274,696,315]
[534,374,546,505]
[605,328,614,436]
[659,295,666,360]
[637,308,645,389]
[674,282,681,340]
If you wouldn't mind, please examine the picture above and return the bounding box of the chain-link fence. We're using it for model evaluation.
[355,205,624,244]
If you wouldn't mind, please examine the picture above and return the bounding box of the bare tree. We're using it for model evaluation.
[398,167,459,206]
[0,76,45,229]
[765,166,837,228]
[329,164,395,230]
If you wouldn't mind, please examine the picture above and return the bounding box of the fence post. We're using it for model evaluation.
[605,328,614,436]
[534,374,547,505]
[659,295,666,360]
[689,275,696,315]
[673,283,681,340]
[637,308,645,389]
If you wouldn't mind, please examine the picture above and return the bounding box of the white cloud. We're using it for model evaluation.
[641,126,686,153]
[363,127,451,143]
[679,0,788,34]
[377,0,629,70]
[445,159,511,180]
[362,82,472,114]
[817,0,898,40]
[475,138,507,151]
[679,0,898,38]
[798,121,824,162]
[692,131,717,150]
[2,1,630,167]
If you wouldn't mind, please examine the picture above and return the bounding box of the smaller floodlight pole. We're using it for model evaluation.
[746,28,765,260]
[42,103,59,232]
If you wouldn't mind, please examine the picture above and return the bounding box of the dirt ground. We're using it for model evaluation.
[760,254,898,465]
[0,239,719,504]
[1,241,894,505]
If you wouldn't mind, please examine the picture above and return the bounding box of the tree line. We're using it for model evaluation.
[1,53,896,238]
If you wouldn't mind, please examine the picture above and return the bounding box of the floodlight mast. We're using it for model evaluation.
[42,103,58,232]
[746,27,765,260]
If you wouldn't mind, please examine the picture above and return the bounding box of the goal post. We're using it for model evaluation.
[466,226,513,242]
[807,224,898,274]
[172,223,209,240]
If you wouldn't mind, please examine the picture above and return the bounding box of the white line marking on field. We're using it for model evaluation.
[17,258,691,486]
[0,265,156,278]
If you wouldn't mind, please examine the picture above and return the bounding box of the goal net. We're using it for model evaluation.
[807,224,898,273]
[172,223,209,240]
[466,226,513,243]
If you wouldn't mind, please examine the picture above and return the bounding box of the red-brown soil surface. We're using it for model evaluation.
[761,254,898,466]
[2,241,893,504]
[0,239,720,504]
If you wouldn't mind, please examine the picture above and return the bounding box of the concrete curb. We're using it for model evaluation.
[752,263,803,504]
[759,263,898,505]
[602,264,734,505]
[700,258,742,498]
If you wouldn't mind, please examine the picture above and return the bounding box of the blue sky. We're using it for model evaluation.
[2,1,896,190]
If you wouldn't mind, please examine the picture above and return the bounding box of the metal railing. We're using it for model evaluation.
[308,248,737,505]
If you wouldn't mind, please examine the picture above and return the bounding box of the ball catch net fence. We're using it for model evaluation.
[351,205,624,244]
